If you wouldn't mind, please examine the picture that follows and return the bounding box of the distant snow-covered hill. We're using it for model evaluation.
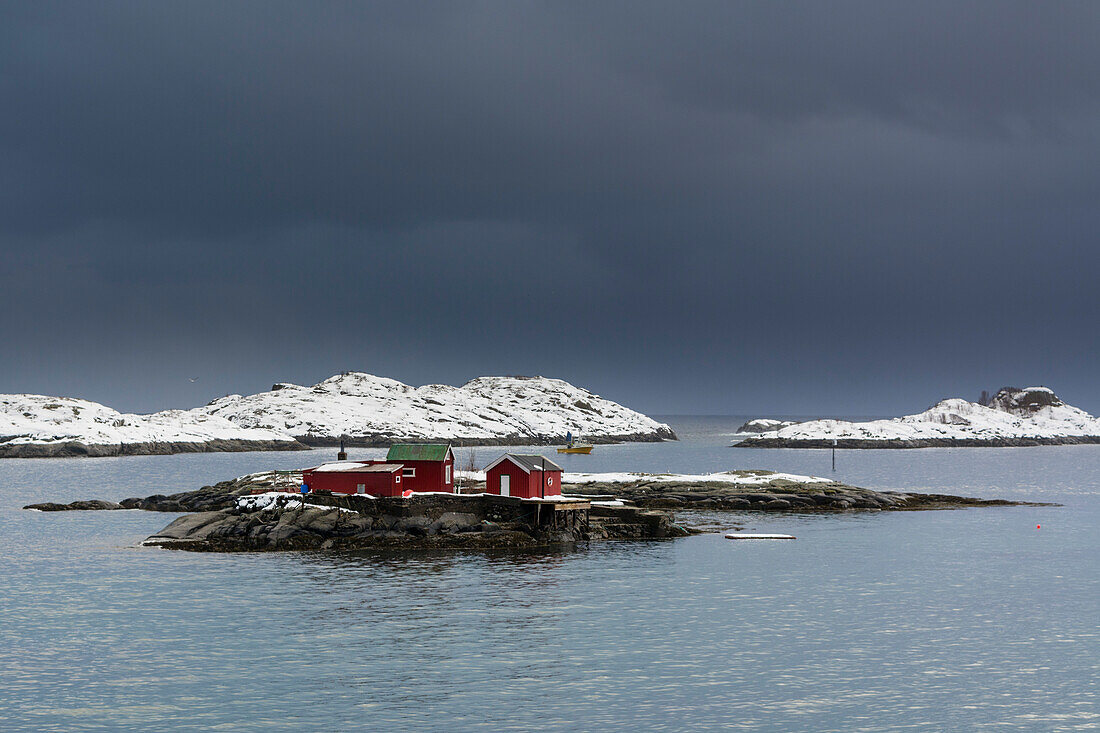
[0,372,674,457]
[0,394,297,457]
[735,387,1100,448]
[203,372,675,446]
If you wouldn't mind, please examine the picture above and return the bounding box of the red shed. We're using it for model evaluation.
[301,462,404,497]
[385,444,455,493]
[484,454,563,499]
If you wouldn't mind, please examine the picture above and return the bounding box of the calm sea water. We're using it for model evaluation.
[1,417,1097,732]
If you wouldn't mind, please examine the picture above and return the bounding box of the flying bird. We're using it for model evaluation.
[188,377,198,383]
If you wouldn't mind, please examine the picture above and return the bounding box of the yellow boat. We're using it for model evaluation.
[557,444,593,454]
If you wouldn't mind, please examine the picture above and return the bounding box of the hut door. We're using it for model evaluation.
[500,475,510,497]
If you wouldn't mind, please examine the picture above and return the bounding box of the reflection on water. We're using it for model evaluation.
[0,417,1097,731]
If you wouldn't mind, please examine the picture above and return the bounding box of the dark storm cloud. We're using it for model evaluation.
[2,1,1100,414]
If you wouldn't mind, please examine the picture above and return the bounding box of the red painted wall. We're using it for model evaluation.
[302,469,402,497]
[486,462,562,498]
[398,458,455,493]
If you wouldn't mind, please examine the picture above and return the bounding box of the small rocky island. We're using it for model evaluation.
[1,372,674,458]
[736,386,1100,448]
[25,468,1041,552]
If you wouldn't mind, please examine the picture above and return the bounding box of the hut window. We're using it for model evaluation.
[402,468,415,478]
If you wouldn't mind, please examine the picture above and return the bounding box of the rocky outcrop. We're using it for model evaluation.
[144,493,690,552]
[736,419,797,434]
[24,471,295,513]
[25,499,125,511]
[26,467,1042,517]
[562,479,1036,511]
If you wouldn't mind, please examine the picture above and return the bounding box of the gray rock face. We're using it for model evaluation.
[24,499,124,511]
[988,386,1062,416]
[561,480,1034,512]
[144,493,690,552]
[736,419,797,433]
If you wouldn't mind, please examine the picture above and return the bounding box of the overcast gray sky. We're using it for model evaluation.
[3,1,1099,415]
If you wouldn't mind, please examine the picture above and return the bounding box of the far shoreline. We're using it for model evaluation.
[735,436,1100,449]
[0,430,677,459]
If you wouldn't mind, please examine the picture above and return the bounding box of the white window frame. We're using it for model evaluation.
[402,468,416,478]
[445,464,452,483]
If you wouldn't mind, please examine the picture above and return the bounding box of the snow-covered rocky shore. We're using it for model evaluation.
[0,372,674,458]
[736,387,1100,448]
[204,372,675,446]
[735,418,798,434]
[0,395,301,458]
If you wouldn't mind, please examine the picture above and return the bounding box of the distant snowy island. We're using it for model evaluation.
[736,386,1100,448]
[0,372,675,458]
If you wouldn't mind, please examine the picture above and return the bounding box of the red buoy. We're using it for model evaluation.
[1037,524,1041,529]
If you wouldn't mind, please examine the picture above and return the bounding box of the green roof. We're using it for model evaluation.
[386,443,452,461]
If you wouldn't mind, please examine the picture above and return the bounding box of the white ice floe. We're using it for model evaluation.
[737,386,1100,445]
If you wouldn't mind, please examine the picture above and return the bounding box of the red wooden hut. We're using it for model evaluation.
[301,462,404,497]
[385,444,455,493]
[483,454,563,498]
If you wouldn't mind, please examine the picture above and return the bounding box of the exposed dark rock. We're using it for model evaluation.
[24,499,124,511]
[28,468,1048,518]
[736,419,797,433]
[145,492,690,552]
[560,478,1046,512]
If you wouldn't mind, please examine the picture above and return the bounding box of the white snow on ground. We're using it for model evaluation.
[457,469,831,485]
[204,372,672,442]
[0,372,671,452]
[236,492,363,511]
[737,387,1100,444]
[0,394,294,447]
